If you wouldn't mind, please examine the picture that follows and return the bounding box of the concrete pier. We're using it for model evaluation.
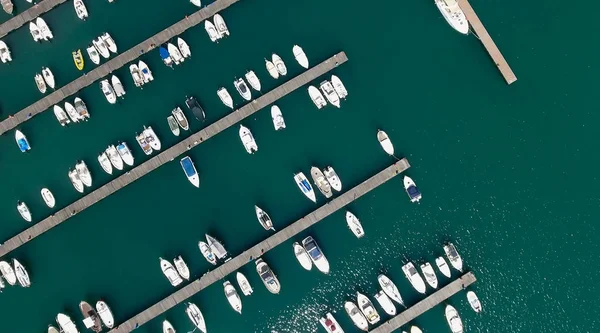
[0,0,68,38]
[0,51,348,258]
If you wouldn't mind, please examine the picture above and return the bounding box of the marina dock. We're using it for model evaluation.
[0,51,348,258]
[458,0,517,85]
[108,159,411,333]
[0,0,67,38]
[370,272,477,333]
[0,0,242,136]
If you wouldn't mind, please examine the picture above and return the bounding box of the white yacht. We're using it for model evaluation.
[272,53,287,75]
[320,80,340,108]
[331,75,348,99]
[54,105,71,126]
[13,259,30,287]
[436,256,452,278]
[223,281,242,314]
[271,105,286,130]
[29,22,42,42]
[236,272,253,296]
[180,156,199,187]
[68,169,84,193]
[117,142,134,166]
[167,43,183,64]
[404,176,422,203]
[310,166,332,198]
[41,188,56,208]
[178,37,191,58]
[106,145,124,170]
[75,160,92,187]
[344,301,368,331]
[167,116,180,136]
[206,234,228,259]
[234,78,251,101]
[444,243,463,272]
[198,241,217,265]
[87,44,100,65]
[435,0,469,34]
[186,303,206,333]
[302,236,329,274]
[37,17,53,40]
[74,98,90,119]
[374,291,396,315]
[17,201,32,222]
[239,125,258,154]
[245,71,261,91]
[217,87,234,109]
[138,60,153,83]
[377,274,404,306]
[162,320,175,333]
[319,313,344,333]
[402,262,427,294]
[100,79,116,104]
[143,126,161,150]
[56,313,78,333]
[93,37,110,59]
[292,45,309,68]
[102,32,117,53]
[160,257,183,286]
[74,0,88,20]
[172,107,189,130]
[265,59,279,79]
[111,75,126,98]
[65,102,83,122]
[294,172,316,202]
[35,73,47,93]
[96,301,114,328]
[205,20,219,42]
[445,305,464,333]
[98,152,113,175]
[255,258,280,294]
[357,292,380,324]
[255,205,274,231]
[345,211,364,238]
[129,64,144,87]
[213,14,229,38]
[308,85,327,109]
[467,291,482,312]
[377,130,394,155]
[420,262,438,288]
[323,166,342,191]
[173,256,190,280]
[293,241,312,271]
[0,41,12,63]
[0,261,16,285]
[42,67,55,89]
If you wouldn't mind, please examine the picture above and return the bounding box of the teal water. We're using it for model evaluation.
[0,0,598,332]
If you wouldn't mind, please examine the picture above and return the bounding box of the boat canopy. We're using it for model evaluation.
[181,157,196,177]
[17,139,29,151]
[159,47,170,59]
[407,186,421,198]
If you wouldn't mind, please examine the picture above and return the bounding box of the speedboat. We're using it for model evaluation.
[117,142,134,166]
[13,259,30,287]
[344,301,368,331]
[234,77,252,101]
[0,261,17,285]
[102,32,117,53]
[345,211,364,238]
[80,301,102,333]
[245,71,261,91]
[41,188,56,208]
[198,241,217,265]
[160,257,183,286]
[65,102,83,122]
[265,59,279,79]
[72,49,84,70]
[172,107,189,130]
[294,172,316,203]
[75,160,93,187]
[445,305,464,333]
[100,79,116,104]
[29,22,42,42]
[223,281,242,314]
[93,37,110,59]
[205,20,219,42]
[217,87,234,109]
[74,0,88,20]
[420,262,438,288]
[467,291,482,312]
[98,152,113,175]
[167,116,180,136]
[185,96,205,122]
[404,176,422,203]
[323,166,342,191]
[272,53,287,75]
[37,17,53,40]
[271,105,286,130]
[308,85,327,109]
[255,258,280,294]
[167,43,183,64]
[319,313,344,333]
[213,14,229,38]
[111,75,126,97]
[402,262,427,294]
[357,292,380,324]
[129,64,144,87]
[293,242,312,271]
[86,44,101,65]
[35,73,47,93]
[444,242,463,272]
[236,272,253,296]
[374,291,396,315]
[138,60,153,83]
[173,255,190,280]
[42,67,55,89]
[331,75,348,99]
[292,45,309,69]
[177,37,191,58]
[68,169,84,193]
[255,205,274,231]
[436,256,452,278]
[135,132,153,155]
[15,130,31,152]
[143,126,161,150]
[106,145,124,170]
[206,234,228,259]
[435,0,469,34]
[377,130,394,155]
[54,104,71,126]
[160,47,173,67]
[310,166,332,198]
[377,274,404,306]
[302,236,329,274]
[320,80,340,108]
[162,320,175,333]
[96,301,114,328]
[186,303,206,333]
[0,41,11,63]
[56,313,78,333]
[239,125,258,154]
[74,98,90,119]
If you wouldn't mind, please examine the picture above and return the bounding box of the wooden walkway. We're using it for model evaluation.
[458,0,517,85]
[0,51,348,258]
[370,272,477,333]
[0,0,242,136]
[0,0,68,38]
[108,159,411,333]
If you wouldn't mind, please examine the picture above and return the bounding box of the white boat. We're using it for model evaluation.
[223,281,242,314]
[467,291,482,313]
[245,71,261,91]
[420,262,438,288]
[68,169,84,193]
[236,272,253,296]
[302,236,329,274]
[172,107,189,130]
[435,0,469,35]
[205,20,219,42]
[56,313,78,333]
[143,126,161,150]
[17,201,32,222]
[173,256,190,280]
[186,303,206,333]
[213,14,229,38]
[293,242,312,271]
[377,130,394,155]
[411,326,423,333]
[234,77,251,101]
[310,166,332,198]
[190,0,201,7]
[177,37,191,58]
[292,45,309,69]
[102,32,117,53]
[129,64,144,87]
[74,0,88,20]
[271,105,286,130]
[255,205,274,231]
[15,130,31,152]
[206,234,227,259]
[0,261,17,285]
[93,37,110,59]
[35,73,47,93]
[323,166,342,192]
[319,313,344,333]
[162,320,175,333]
[308,85,327,109]
[42,67,55,89]
[402,262,427,294]
[37,17,53,40]
[100,79,117,104]
[75,160,93,187]
[331,75,348,99]
[96,301,114,328]
[445,305,464,333]
[54,105,71,126]
[86,44,101,65]
[98,152,113,175]
[357,292,380,325]
[239,125,258,154]
[404,176,422,203]
[272,53,287,76]
[80,300,102,333]
[198,241,217,265]
[160,257,183,286]
[41,188,56,208]
[65,102,83,122]
[136,133,152,155]
[111,75,125,97]
[320,80,340,108]
[12,259,30,287]
[374,291,396,315]
[377,274,404,306]
[436,256,452,278]
[255,258,280,294]
[106,145,124,170]
[138,60,153,83]
[344,301,368,331]
[345,211,364,238]
[29,22,42,42]
[217,87,234,109]
[294,172,316,203]
[117,142,134,166]
[265,59,279,79]
[167,43,183,64]
[167,116,180,136]
[444,243,463,272]
[0,41,12,63]
[73,98,90,119]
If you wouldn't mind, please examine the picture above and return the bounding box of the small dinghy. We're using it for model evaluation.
[54,105,71,126]
[75,160,93,187]
[319,313,343,333]
[37,17,53,41]
[41,188,56,208]
[29,22,42,42]
[265,59,279,79]
[102,32,117,53]
[310,166,332,198]
[0,261,17,285]
[217,87,234,109]
[172,107,189,130]
[444,242,463,272]
[436,256,452,278]
[68,169,84,193]
[138,60,153,83]
[15,130,31,152]
[42,67,55,89]
[374,291,396,315]
[357,292,380,325]
[111,75,125,97]
[74,98,90,119]
[467,291,482,313]
[402,262,427,294]
[293,241,312,271]
[234,77,251,101]
[205,20,219,42]
[159,46,173,67]
[100,79,117,104]
[420,262,438,288]
[294,172,316,203]
[93,37,110,59]
[173,255,190,280]
[292,45,309,69]
[162,320,175,333]
[303,236,330,274]
[345,301,368,331]
[186,303,206,333]
[236,272,253,296]
[135,132,153,155]
[129,64,144,87]
[96,300,114,328]
[224,281,242,314]
[255,258,280,294]
[160,257,183,286]
[167,43,183,64]
[65,102,83,122]
[245,71,261,91]
[177,37,191,58]
[320,80,340,108]
[445,305,464,333]
[377,274,404,306]
[271,105,286,130]
[206,234,228,259]
[167,115,180,136]
[35,73,47,93]
[323,166,342,192]
[272,53,287,76]
[404,176,422,203]
[74,0,88,20]
[377,130,394,155]
[57,313,78,333]
[80,301,102,333]
[331,75,348,99]
[185,96,205,122]
[308,85,327,109]
[346,211,364,238]
[143,126,161,150]
[255,205,274,231]
[72,49,84,70]
[0,41,11,63]
[198,240,217,265]
[117,142,134,166]
[98,152,113,175]
[213,14,229,38]
[239,125,258,154]
[106,145,124,170]
[87,44,101,65]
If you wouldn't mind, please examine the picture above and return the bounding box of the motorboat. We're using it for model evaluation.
[265,59,279,79]
[445,305,464,333]
[162,320,175,333]
[308,85,327,109]
[444,243,463,272]
[56,313,78,333]
[0,261,17,285]
[177,37,191,58]
[172,107,189,130]
[72,49,84,70]
[205,20,219,42]
[111,75,126,97]
[198,241,217,265]
[135,132,153,155]
[180,156,199,187]
[185,96,205,122]
[160,257,183,286]
[117,142,134,166]
[29,22,42,42]
[75,160,93,187]
[320,80,340,108]
[206,234,228,259]
[167,115,180,136]
[411,326,423,333]
[74,0,88,20]
[255,205,274,231]
[54,105,71,126]
[13,259,30,287]
[217,87,234,109]
[37,17,53,40]
[310,166,332,198]
[245,71,261,91]
[236,272,253,296]
[93,37,110,59]
[302,236,329,274]
[435,0,469,34]
[436,256,452,278]
[377,274,404,306]
[344,301,368,331]
[467,291,482,312]
[374,291,396,315]
[167,43,183,64]
[404,176,422,203]
[345,211,364,238]
[294,172,316,203]
[48,326,60,333]
[159,47,173,67]
[292,45,309,69]
[255,258,280,294]
[377,130,394,155]
[357,292,380,325]
[186,303,206,333]
[272,53,287,75]
[213,14,229,38]
[0,41,11,63]
[293,242,312,271]
[96,301,114,328]
[129,64,144,87]
[323,166,342,191]
[102,32,117,53]
[87,44,101,65]
[223,281,242,314]
[319,313,344,333]
[138,60,154,83]
[402,262,427,294]
[65,102,83,122]
[15,130,31,152]
[143,126,161,150]
[100,79,116,104]
[234,77,252,101]
[42,67,55,89]
[80,301,102,333]
[173,256,190,280]
[68,169,84,193]
[98,152,113,175]
[106,145,124,170]
[420,262,438,288]
[41,188,56,208]
[271,105,286,130]
[190,0,201,6]
[239,125,258,154]
[74,98,90,119]
[35,73,47,93]
[331,75,348,99]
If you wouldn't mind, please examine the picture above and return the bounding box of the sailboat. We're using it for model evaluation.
[98,152,113,175]
[345,211,364,238]
[29,22,42,42]
[35,73,47,93]
[72,49,84,70]
[467,291,482,312]
[436,256,452,278]
[374,291,396,315]
[323,166,342,191]
[331,75,348,99]
[402,262,427,294]
[100,79,117,104]
[102,32,117,53]
[265,59,279,79]
[272,53,287,75]
[217,87,234,109]
[445,305,464,333]
[198,241,217,265]
[204,20,219,42]
[320,80,340,107]
[255,258,280,294]
[254,205,274,231]
[185,303,206,333]
[302,236,330,274]
[377,274,404,306]
[185,95,205,122]
[80,301,102,333]
[292,45,309,69]
[0,261,17,285]
[111,75,126,97]
[239,125,258,154]
[271,105,286,130]
[167,116,180,136]
[37,17,53,41]
[143,126,161,150]
[435,0,469,34]
[310,166,332,198]
[245,71,261,91]
[106,145,124,170]
[96,301,114,328]
[319,313,344,333]
[42,67,55,89]
[159,257,183,286]
[404,176,422,203]
[41,188,56,208]
[56,313,79,333]
[223,281,242,314]
[234,78,252,101]
[68,169,84,193]
[444,242,463,272]
[420,262,438,288]
[236,272,253,296]
[180,156,200,187]
[117,142,134,166]
[293,242,312,271]
[213,14,229,38]
[357,292,380,324]
[344,301,368,331]
[167,43,183,64]
[206,234,228,259]
[178,37,191,58]
[87,44,101,65]
[74,98,90,119]
[173,256,190,280]
[377,130,394,155]
[74,0,88,20]
[75,160,93,187]
[294,172,316,202]
[172,107,189,130]
[13,259,31,287]
[138,60,153,83]
[308,85,327,109]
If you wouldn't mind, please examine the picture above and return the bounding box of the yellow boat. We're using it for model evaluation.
[72,49,84,70]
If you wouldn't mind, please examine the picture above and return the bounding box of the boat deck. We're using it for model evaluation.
[0,51,349,258]
[108,159,411,333]
[0,0,68,38]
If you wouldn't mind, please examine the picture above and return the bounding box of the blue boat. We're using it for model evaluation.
[15,130,30,152]
[180,156,199,187]
[403,176,422,203]
[159,46,172,67]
